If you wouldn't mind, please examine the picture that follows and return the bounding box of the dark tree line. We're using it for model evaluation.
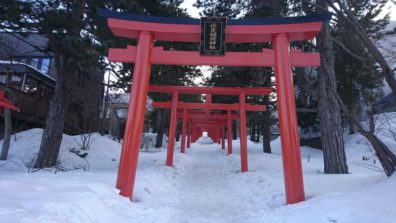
[1,0,394,175]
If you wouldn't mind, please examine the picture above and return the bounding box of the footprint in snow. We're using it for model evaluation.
[144,187,151,194]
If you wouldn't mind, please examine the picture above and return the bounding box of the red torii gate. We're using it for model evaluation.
[176,111,239,152]
[176,110,239,153]
[150,85,271,171]
[100,9,329,204]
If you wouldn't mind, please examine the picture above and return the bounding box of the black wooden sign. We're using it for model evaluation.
[200,17,227,56]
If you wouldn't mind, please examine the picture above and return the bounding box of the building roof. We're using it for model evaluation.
[0,32,51,58]
[106,93,153,111]
[0,60,56,87]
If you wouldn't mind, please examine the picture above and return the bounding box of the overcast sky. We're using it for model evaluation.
[180,0,396,20]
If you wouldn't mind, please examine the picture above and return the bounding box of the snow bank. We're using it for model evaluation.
[0,113,395,222]
[0,128,122,172]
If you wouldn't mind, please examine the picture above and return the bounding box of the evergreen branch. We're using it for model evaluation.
[332,38,377,73]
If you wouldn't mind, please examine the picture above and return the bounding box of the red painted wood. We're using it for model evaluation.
[239,92,248,172]
[108,18,322,43]
[187,121,191,149]
[109,46,320,67]
[177,113,239,120]
[273,33,305,204]
[116,32,154,199]
[227,110,233,155]
[149,85,272,95]
[166,91,179,166]
[0,90,20,112]
[152,101,266,111]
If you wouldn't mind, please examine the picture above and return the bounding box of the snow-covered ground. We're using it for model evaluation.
[1,114,396,223]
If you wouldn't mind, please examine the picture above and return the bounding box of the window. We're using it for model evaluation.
[17,57,51,75]
[0,73,23,89]
[0,74,6,84]
[41,58,50,74]
[30,58,39,69]
[11,75,21,82]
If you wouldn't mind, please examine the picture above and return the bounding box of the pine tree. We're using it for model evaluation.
[326,0,396,96]
[333,0,387,134]
[88,0,203,147]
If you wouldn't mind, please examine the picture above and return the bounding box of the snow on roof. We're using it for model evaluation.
[0,60,56,82]
[107,93,153,111]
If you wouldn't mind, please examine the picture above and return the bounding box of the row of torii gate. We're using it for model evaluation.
[149,85,272,169]
[100,9,331,205]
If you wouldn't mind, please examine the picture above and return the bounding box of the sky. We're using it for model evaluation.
[180,0,396,20]
[180,0,200,18]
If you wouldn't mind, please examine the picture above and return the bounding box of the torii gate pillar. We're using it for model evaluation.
[116,31,154,199]
[273,33,305,204]
[239,92,248,172]
[227,110,232,155]
[166,90,179,166]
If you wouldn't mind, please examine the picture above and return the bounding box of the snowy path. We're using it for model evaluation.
[175,137,242,223]
[135,136,285,223]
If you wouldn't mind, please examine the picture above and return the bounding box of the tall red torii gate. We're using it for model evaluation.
[150,85,271,172]
[100,9,330,204]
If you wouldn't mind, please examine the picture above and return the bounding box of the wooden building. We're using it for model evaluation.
[0,32,104,135]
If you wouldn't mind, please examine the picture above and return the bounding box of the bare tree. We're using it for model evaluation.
[326,0,396,96]
[332,89,396,176]
[0,37,18,160]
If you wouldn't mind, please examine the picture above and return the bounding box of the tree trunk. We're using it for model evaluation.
[364,133,396,176]
[175,121,181,142]
[317,6,349,174]
[250,118,255,141]
[34,75,70,168]
[232,120,237,140]
[1,70,12,160]
[155,109,164,148]
[263,98,272,153]
[348,103,357,135]
[0,108,12,160]
[255,121,260,143]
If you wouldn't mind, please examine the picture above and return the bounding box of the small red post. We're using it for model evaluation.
[273,33,305,204]
[239,92,248,172]
[227,110,233,155]
[166,91,179,166]
[180,108,188,153]
[187,121,191,148]
[116,31,154,199]
[221,124,225,149]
